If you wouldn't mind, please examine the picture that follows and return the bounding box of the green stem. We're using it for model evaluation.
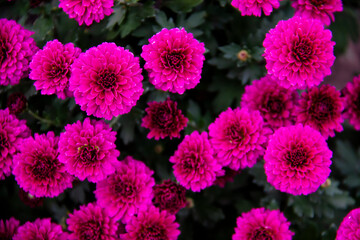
[109,114,122,128]
[27,109,60,127]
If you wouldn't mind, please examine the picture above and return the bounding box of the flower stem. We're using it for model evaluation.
[109,114,122,128]
[27,109,61,127]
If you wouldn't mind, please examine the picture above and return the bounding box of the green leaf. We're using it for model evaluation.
[184,11,206,29]
[106,6,126,30]
[155,11,175,29]
[219,43,242,60]
[164,0,204,13]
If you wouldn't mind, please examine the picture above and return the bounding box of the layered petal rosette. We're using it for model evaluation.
[292,0,343,26]
[153,179,187,214]
[141,28,205,94]
[0,217,20,239]
[58,118,120,182]
[342,74,360,130]
[231,0,281,17]
[13,218,68,240]
[263,16,335,89]
[70,42,143,120]
[67,202,118,240]
[208,107,271,171]
[0,18,38,86]
[241,75,298,130]
[169,131,224,192]
[296,84,344,138]
[7,92,27,115]
[232,208,294,240]
[264,124,332,195]
[59,0,114,26]
[29,39,81,99]
[336,208,360,240]
[95,156,155,223]
[141,98,188,140]
[0,108,30,180]
[121,206,180,240]
[13,132,73,197]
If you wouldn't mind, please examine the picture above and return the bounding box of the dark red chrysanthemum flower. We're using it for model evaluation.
[67,202,118,240]
[0,108,30,180]
[0,18,38,86]
[0,217,20,239]
[13,131,73,197]
[336,208,360,240]
[214,168,240,188]
[7,92,27,115]
[241,75,298,130]
[296,84,344,138]
[292,0,343,26]
[263,16,335,89]
[18,188,44,208]
[121,206,180,240]
[13,218,68,240]
[153,179,187,214]
[264,124,332,195]
[232,208,294,240]
[342,74,360,130]
[141,98,188,140]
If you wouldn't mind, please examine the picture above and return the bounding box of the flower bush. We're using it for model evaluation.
[1,0,360,239]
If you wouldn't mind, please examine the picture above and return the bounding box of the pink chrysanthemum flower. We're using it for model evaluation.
[141,98,188,140]
[13,131,73,197]
[141,28,205,94]
[231,0,281,17]
[7,92,27,115]
[29,39,81,99]
[13,218,68,240]
[70,42,143,120]
[121,206,180,240]
[153,179,187,214]
[336,208,360,240]
[95,156,155,223]
[342,75,360,130]
[208,107,271,171]
[169,131,224,192]
[0,217,20,239]
[292,0,343,26]
[0,18,38,86]
[58,0,113,26]
[264,124,332,195]
[18,188,44,208]
[232,208,294,240]
[58,118,120,182]
[296,84,344,138]
[263,16,335,89]
[214,168,240,188]
[241,75,298,130]
[0,108,30,180]
[67,202,118,240]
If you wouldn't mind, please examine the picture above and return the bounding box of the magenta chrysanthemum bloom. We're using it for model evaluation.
[141,98,188,140]
[296,84,344,138]
[95,156,155,223]
[292,0,343,26]
[231,0,281,17]
[264,124,332,195]
[18,188,44,208]
[241,75,298,130]
[59,0,113,26]
[0,18,38,86]
[208,107,271,171]
[13,218,68,240]
[263,16,335,89]
[29,39,81,99]
[7,92,27,115]
[58,118,119,182]
[0,217,20,239]
[122,206,180,240]
[70,42,143,120]
[153,179,187,214]
[141,28,205,94]
[342,75,360,130]
[336,208,360,240]
[169,131,224,192]
[214,168,240,188]
[0,108,30,180]
[13,131,73,197]
[67,202,118,240]
[232,208,294,240]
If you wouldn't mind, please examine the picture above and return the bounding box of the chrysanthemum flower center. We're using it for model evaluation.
[154,107,173,128]
[250,227,274,240]
[32,154,60,180]
[310,0,327,7]
[183,152,201,169]
[138,223,166,239]
[78,145,99,164]
[48,61,69,79]
[266,97,283,114]
[285,148,308,167]
[293,38,313,62]
[79,219,103,240]
[115,180,136,198]
[163,49,185,70]
[309,96,333,121]
[0,130,8,151]
[0,38,8,64]
[226,124,245,144]
[98,70,117,89]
